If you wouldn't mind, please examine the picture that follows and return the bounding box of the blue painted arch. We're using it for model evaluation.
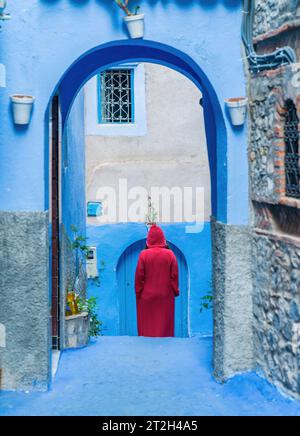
[50,39,228,221]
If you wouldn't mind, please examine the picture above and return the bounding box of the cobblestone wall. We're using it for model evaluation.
[249,64,300,208]
[253,233,300,398]
[249,9,300,398]
[253,0,300,38]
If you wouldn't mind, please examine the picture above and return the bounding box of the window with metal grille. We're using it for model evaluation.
[284,99,300,199]
[99,69,134,123]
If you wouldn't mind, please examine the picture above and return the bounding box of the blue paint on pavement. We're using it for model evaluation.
[1,337,299,416]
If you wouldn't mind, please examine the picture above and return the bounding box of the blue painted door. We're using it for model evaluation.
[117,239,188,337]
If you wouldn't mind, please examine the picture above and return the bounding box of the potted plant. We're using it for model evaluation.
[225,97,248,127]
[0,0,10,18]
[115,0,144,39]
[10,95,35,125]
[0,1,7,12]
[65,226,102,349]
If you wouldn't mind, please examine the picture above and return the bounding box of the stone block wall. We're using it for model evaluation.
[249,64,300,207]
[253,0,300,39]
[248,10,300,399]
[253,232,300,398]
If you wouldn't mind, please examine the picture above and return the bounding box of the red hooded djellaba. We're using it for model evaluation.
[135,225,180,337]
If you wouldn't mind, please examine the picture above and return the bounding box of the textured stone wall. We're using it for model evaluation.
[253,0,300,38]
[212,219,254,381]
[0,212,50,391]
[249,5,300,399]
[253,232,300,398]
[249,73,279,203]
[249,64,300,208]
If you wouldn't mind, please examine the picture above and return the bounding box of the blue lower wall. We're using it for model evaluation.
[87,222,212,337]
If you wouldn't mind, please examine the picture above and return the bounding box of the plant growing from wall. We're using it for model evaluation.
[78,296,102,337]
[145,195,158,226]
[200,283,213,313]
[114,0,140,16]
[200,291,213,313]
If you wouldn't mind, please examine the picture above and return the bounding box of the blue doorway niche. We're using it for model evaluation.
[117,239,189,338]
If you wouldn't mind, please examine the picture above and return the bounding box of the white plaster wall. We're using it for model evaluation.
[85,63,211,223]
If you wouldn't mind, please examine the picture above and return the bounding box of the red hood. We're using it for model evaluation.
[146,225,167,248]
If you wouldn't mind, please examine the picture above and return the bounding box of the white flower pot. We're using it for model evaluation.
[225,97,248,127]
[124,14,144,39]
[10,95,35,125]
[0,1,7,14]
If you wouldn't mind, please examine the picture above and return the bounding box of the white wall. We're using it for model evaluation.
[85,63,211,224]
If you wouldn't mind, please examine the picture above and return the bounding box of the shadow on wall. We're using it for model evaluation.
[39,0,242,54]
[40,0,242,12]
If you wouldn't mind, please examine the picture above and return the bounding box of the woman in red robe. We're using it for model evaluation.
[135,225,180,337]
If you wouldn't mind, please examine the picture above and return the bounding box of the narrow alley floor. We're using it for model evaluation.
[0,336,299,416]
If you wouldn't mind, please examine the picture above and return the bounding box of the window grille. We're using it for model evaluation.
[284,99,300,199]
[99,69,133,123]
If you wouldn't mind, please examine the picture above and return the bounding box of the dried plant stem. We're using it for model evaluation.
[115,0,132,16]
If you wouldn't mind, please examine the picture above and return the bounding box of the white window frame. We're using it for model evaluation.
[85,63,147,137]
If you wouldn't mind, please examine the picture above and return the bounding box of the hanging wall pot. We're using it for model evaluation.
[124,14,145,39]
[225,97,248,127]
[0,0,11,22]
[10,95,35,125]
[0,0,7,13]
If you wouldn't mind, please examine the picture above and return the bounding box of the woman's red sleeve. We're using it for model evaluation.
[135,254,145,297]
[171,255,180,297]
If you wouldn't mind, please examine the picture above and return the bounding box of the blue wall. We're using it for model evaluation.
[61,89,86,238]
[87,223,213,337]
[0,0,248,226]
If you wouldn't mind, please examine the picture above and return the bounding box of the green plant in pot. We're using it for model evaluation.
[115,0,144,39]
[66,225,102,338]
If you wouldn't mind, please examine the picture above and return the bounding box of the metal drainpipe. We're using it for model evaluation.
[242,0,296,73]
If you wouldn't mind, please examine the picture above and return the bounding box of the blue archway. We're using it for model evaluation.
[50,39,228,221]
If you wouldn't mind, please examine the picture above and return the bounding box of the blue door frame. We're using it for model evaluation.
[117,239,189,338]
